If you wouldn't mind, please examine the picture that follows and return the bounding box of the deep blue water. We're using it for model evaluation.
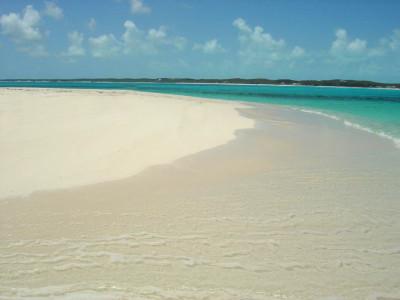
[1,81,400,148]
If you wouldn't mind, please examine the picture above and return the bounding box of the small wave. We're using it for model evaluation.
[343,121,400,149]
[296,108,400,149]
[297,108,340,121]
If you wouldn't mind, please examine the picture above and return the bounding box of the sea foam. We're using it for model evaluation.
[297,108,400,149]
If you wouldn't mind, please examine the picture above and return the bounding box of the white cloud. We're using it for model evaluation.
[89,20,185,58]
[0,5,42,42]
[130,0,151,14]
[232,18,251,33]
[62,31,85,57]
[330,28,367,57]
[44,1,63,20]
[368,29,400,57]
[233,17,306,67]
[88,18,96,31]
[122,20,186,54]
[89,34,120,58]
[0,5,48,56]
[193,39,225,54]
[233,18,285,51]
[122,20,146,53]
[329,28,400,65]
[146,26,186,50]
[148,26,167,41]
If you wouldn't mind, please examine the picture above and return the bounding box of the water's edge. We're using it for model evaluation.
[1,82,400,150]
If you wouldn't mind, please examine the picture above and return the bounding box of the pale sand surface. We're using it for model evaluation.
[0,88,253,198]
[1,90,400,300]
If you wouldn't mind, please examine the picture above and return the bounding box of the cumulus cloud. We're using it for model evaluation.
[88,18,96,31]
[193,39,225,54]
[367,29,400,58]
[233,18,285,51]
[62,31,85,57]
[0,5,42,42]
[232,17,304,66]
[44,1,63,20]
[330,27,400,65]
[89,34,120,58]
[0,5,48,56]
[121,20,145,53]
[324,28,400,77]
[147,26,186,50]
[88,20,185,58]
[330,28,367,58]
[122,20,186,54]
[130,0,151,14]
[148,26,167,41]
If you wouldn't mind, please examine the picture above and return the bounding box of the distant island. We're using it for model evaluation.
[1,78,399,89]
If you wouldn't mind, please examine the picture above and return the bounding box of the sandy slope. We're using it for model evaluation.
[0,88,253,198]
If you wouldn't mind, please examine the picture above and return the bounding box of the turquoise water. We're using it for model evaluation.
[1,81,400,148]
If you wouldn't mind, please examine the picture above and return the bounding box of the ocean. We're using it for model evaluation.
[1,81,400,149]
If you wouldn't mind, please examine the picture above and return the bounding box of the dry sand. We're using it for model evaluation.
[0,88,253,198]
[1,89,400,300]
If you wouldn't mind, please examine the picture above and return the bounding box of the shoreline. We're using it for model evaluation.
[4,86,399,151]
[292,107,400,150]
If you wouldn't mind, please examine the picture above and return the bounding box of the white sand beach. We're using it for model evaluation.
[0,88,253,198]
[1,88,400,300]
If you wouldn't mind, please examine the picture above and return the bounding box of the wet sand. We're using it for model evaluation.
[1,91,400,300]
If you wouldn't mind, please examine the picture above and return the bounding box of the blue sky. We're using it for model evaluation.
[1,0,400,81]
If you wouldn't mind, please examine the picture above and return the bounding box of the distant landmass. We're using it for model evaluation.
[1,78,399,89]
